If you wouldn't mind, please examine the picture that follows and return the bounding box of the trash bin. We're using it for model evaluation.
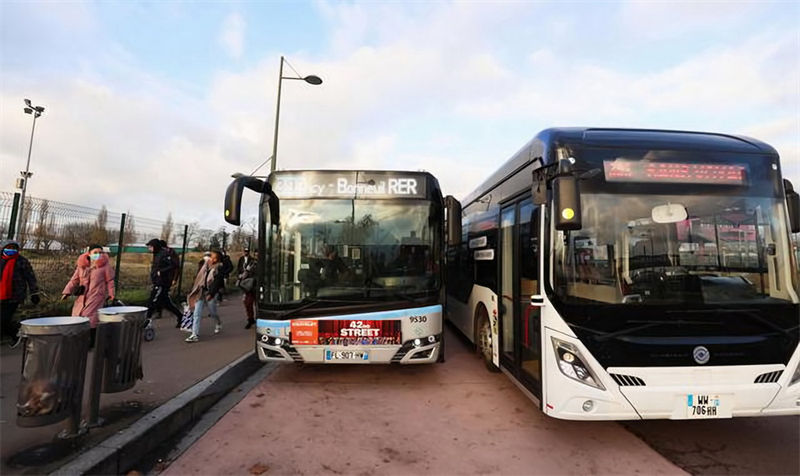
[16,317,90,428]
[96,306,147,393]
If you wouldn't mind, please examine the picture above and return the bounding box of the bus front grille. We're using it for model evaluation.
[754,370,783,383]
[609,373,646,386]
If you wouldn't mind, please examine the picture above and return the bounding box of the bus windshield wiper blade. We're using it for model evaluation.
[569,320,708,342]
[672,309,797,337]
[274,297,355,319]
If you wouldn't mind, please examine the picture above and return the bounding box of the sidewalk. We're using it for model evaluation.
[0,294,256,475]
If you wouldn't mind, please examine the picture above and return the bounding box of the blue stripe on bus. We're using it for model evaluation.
[256,304,442,328]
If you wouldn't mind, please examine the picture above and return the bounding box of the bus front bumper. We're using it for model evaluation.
[544,332,800,420]
[255,335,441,364]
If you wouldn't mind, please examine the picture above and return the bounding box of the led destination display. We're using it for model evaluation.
[603,160,748,185]
[272,171,427,199]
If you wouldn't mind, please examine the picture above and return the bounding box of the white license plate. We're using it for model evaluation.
[325,350,368,361]
[686,394,724,418]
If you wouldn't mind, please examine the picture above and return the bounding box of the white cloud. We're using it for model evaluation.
[1,1,797,230]
[219,12,245,60]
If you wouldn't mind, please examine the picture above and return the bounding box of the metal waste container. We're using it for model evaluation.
[95,306,147,393]
[16,317,90,428]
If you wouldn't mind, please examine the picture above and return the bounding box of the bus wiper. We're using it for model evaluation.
[568,320,708,342]
[363,282,424,305]
[672,309,797,337]
[274,297,355,320]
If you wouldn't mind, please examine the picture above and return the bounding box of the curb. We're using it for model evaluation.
[51,351,264,475]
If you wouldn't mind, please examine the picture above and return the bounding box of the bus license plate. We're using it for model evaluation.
[325,350,368,361]
[686,394,723,418]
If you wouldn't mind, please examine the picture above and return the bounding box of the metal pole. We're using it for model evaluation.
[270,56,284,173]
[114,213,126,293]
[16,114,38,241]
[176,224,188,300]
[7,192,20,240]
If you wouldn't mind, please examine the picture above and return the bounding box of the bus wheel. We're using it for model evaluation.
[476,309,499,372]
[437,333,446,363]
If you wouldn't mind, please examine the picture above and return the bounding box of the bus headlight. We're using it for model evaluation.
[551,337,605,390]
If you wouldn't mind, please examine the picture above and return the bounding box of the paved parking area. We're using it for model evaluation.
[163,326,684,475]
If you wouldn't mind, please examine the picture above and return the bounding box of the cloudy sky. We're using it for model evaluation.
[1,1,798,228]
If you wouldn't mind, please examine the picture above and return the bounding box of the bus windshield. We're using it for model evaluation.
[267,199,440,303]
[554,192,798,305]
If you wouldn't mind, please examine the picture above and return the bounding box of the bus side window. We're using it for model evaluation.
[519,200,538,298]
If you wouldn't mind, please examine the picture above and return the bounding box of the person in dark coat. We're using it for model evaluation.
[145,238,183,326]
[1,239,40,345]
[237,249,257,329]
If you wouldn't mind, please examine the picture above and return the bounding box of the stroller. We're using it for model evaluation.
[109,299,155,342]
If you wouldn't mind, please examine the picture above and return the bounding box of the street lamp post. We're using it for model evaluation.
[16,99,45,241]
[270,56,322,173]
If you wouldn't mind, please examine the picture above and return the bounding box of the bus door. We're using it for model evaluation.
[518,200,542,396]
[499,199,542,397]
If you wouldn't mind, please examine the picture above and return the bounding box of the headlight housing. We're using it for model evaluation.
[551,337,605,390]
[791,360,800,386]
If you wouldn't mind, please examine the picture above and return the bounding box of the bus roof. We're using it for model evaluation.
[461,127,779,205]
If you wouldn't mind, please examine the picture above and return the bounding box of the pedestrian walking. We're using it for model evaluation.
[145,238,183,327]
[237,248,257,329]
[217,250,234,303]
[61,244,115,347]
[1,239,41,346]
[185,250,224,343]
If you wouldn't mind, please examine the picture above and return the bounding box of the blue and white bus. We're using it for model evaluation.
[226,170,445,364]
[445,128,800,419]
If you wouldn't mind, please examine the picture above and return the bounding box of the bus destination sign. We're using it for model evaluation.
[603,160,748,185]
[273,171,427,199]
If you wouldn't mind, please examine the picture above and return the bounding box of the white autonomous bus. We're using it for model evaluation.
[445,128,800,420]
[225,170,445,364]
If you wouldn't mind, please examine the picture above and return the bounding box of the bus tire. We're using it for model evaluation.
[476,306,499,372]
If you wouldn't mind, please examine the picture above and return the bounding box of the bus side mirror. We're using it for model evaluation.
[445,195,462,246]
[224,178,246,225]
[785,179,800,233]
[553,175,582,231]
[225,175,278,226]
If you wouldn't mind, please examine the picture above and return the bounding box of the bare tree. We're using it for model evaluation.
[33,199,56,251]
[60,222,94,253]
[90,205,110,246]
[161,212,174,244]
[123,213,137,248]
[16,201,33,248]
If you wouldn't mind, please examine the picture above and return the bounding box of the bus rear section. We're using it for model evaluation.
[256,305,443,364]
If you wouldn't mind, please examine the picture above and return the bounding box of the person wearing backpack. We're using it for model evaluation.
[145,239,183,327]
[237,249,257,329]
[217,250,234,303]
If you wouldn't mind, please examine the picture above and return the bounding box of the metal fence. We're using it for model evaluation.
[1,191,252,320]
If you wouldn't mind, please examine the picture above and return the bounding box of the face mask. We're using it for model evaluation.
[2,249,18,257]
[90,253,101,261]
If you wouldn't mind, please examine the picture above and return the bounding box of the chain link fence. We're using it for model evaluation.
[0,191,253,320]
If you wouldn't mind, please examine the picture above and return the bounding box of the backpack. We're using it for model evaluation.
[165,247,181,283]
[221,254,234,278]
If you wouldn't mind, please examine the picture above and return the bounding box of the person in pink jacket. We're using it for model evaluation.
[61,244,115,346]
